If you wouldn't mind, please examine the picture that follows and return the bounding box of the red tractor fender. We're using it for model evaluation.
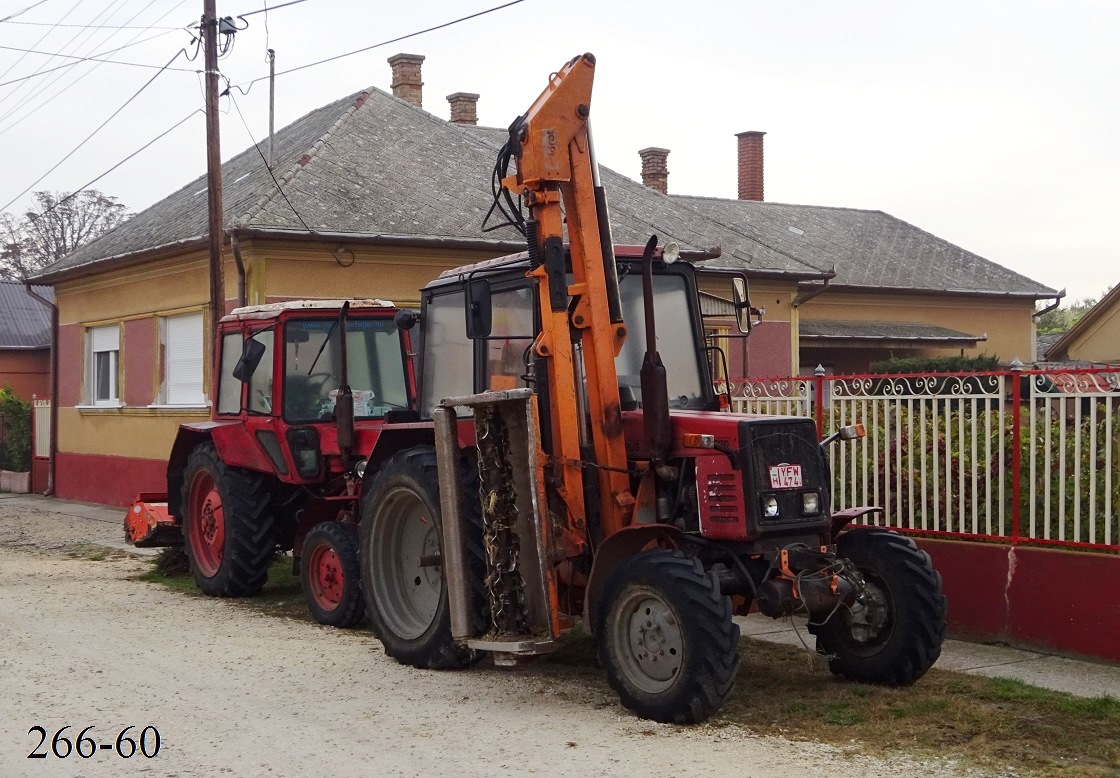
[830,506,884,538]
[166,420,243,518]
[582,523,685,637]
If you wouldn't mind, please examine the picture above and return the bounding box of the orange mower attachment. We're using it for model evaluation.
[124,492,181,547]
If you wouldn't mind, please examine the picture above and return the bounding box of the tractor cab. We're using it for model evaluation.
[208,299,414,483]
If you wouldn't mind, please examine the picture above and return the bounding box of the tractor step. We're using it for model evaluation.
[468,636,559,666]
[124,492,182,547]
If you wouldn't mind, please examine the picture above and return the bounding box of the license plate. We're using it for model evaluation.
[768,463,803,489]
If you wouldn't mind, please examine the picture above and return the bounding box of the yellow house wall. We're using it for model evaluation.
[1064,302,1120,363]
[697,274,801,365]
[800,290,1037,363]
[54,239,506,463]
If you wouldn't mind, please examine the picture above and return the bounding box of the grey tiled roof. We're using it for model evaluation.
[0,281,53,349]
[35,86,1055,299]
[800,319,983,342]
[681,198,1054,296]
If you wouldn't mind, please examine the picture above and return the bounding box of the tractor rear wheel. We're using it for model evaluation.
[810,528,946,685]
[301,522,364,628]
[181,442,275,597]
[360,447,486,669]
[597,550,740,724]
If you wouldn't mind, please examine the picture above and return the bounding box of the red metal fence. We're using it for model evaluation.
[724,366,1120,553]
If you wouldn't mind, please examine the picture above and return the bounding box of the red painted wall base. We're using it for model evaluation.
[917,538,1120,665]
[55,452,168,507]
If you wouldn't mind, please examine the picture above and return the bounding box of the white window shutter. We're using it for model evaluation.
[90,325,119,353]
[166,313,205,405]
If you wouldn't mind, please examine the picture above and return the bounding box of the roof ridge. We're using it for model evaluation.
[235,88,374,227]
[670,193,886,216]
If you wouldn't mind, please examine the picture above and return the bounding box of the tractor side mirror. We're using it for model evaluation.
[394,308,419,330]
[732,275,752,333]
[233,337,267,382]
[465,279,492,339]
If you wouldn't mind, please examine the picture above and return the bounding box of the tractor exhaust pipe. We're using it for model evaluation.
[639,235,670,462]
[335,301,354,468]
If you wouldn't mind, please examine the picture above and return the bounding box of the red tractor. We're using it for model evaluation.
[126,298,418,627]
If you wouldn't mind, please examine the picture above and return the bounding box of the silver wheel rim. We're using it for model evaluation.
[611,586,684,694]
[372,485,442,640]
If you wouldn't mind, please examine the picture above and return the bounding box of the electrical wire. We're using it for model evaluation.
[0,47,190,213]
[232,0,311,19]
[0,0,52,24]
[227,89,352,268]
[0,0,85,85]
[0,38,198,81]
[23,109,202,224]
[0,0,186,127]
[232,0,528,91]
[0,19,183,30]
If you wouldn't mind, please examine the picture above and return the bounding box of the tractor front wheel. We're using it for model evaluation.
[301,522,364,628]
[810,528,946,685]
[181,443,275,597]
[597,550,740,724]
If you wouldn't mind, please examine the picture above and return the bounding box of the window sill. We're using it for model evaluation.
[76,405,211,418]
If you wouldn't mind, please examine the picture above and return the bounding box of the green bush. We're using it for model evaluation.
[0,385,32,472]
[870,354,1001,375]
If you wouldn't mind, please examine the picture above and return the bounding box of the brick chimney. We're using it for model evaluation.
[388,53,425,108]
[638,147,670,194]
[736,130,765,201]
[447,92,479,125]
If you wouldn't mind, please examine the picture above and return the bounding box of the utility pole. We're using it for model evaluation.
[268,48,275,169]
[203,0,224,356]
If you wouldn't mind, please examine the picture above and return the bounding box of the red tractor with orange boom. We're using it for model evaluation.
[353,54,946,724]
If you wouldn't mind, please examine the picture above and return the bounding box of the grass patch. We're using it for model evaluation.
[715,637,1120,777]
[135,554,310,621]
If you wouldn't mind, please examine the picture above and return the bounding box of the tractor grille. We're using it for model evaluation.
[703,472,740,524]
[739,417,830,533]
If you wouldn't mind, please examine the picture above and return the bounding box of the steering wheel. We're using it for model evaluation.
[307,372,335,392]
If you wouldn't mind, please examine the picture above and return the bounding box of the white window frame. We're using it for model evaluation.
[86,324,121,407]
[157,311,208,407]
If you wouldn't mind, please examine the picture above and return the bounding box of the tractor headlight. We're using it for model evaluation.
[761,495,779,518]
[354,459,367,479]
[801,491,821,516]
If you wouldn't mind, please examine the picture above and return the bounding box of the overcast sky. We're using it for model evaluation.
[1,0,1116,304]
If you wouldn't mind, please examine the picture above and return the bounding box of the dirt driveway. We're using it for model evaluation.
[0,500,965,777]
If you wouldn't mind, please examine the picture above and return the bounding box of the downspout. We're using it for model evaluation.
[1032,288,1066,319]
[230,231,247,308]
[792,266,836,308]
[23,282,58,495]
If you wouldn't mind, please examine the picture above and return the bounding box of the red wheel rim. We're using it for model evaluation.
[187,470,224,577]
[308,542,344,610]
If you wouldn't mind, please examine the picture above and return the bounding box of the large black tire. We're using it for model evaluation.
[300,522,364,628]
[597,550,741,724]
[180,442,275,597]
[359,447,487,669]
[810,528,946,685]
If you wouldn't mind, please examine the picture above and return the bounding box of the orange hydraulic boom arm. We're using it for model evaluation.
[502,53,635,540]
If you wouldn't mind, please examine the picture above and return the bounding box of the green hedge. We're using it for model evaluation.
[0,385,32,472]
[869,354,1001,374]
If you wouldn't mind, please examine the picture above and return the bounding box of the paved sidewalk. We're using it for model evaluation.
[4,493,1119,699]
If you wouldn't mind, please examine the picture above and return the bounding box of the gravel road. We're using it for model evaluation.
[0,498,967,777]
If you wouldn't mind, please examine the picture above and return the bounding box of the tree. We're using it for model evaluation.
[0,190,128,279]
[1036,289,1112,334]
